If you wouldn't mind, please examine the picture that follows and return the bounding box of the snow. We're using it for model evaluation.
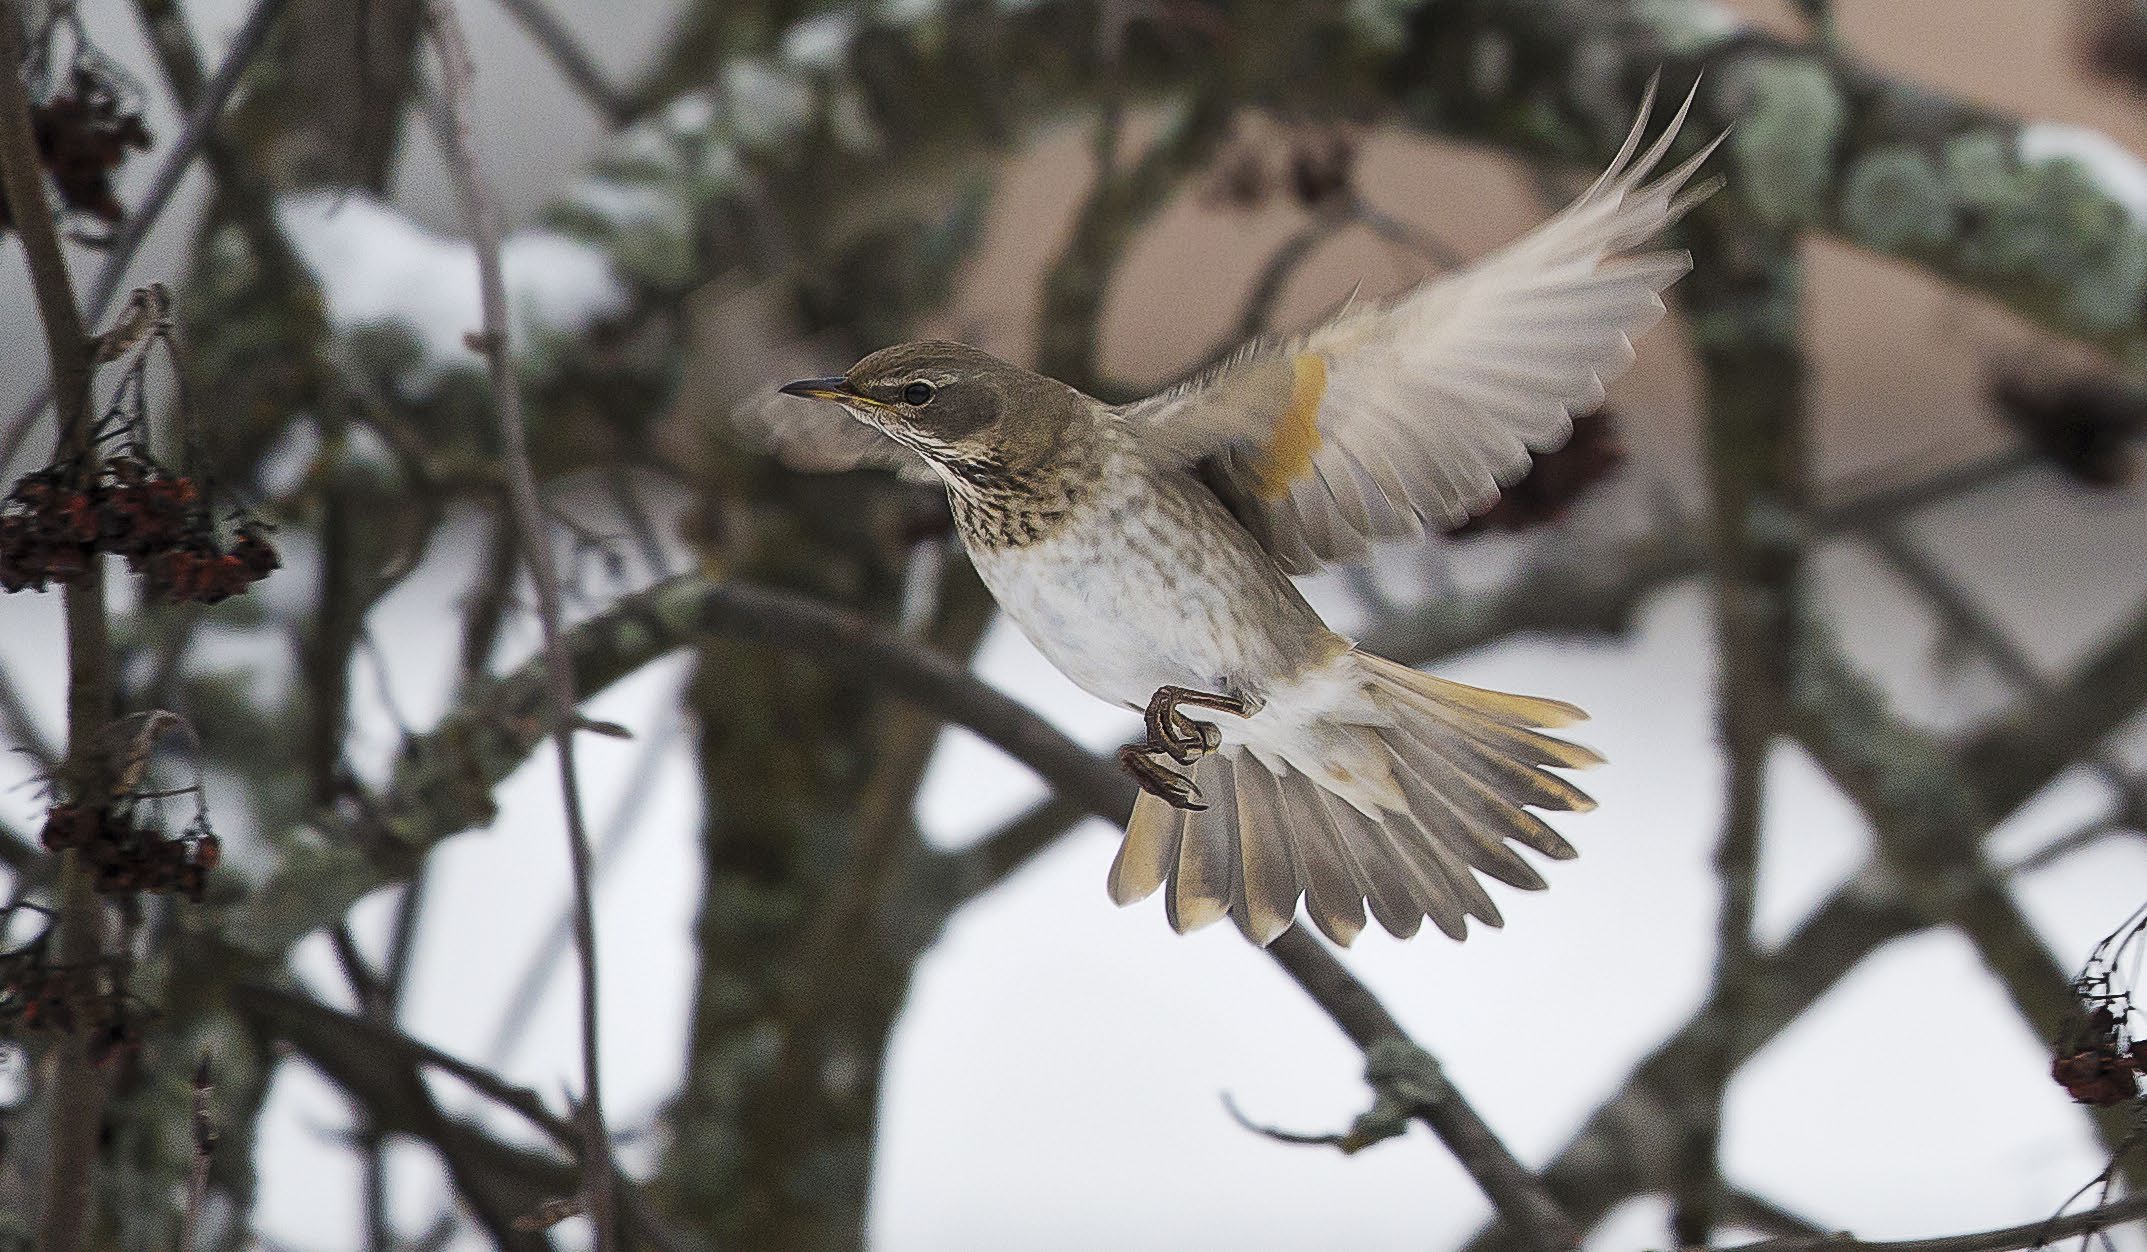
[277,194,629,384]
[2020,122,2147,226]
[781,10,859,70]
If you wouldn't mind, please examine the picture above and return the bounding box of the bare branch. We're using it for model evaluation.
[1723,1190,2147,1252]
[1266,928,1584,1249]
[0,6,118,1245]
[238,984,690,1252]
[1037,89,1232,392]
[0,0,297,472]
[936,794,1095,902]
[1789,634,2147,1184]
[424,2,615,1242]
[489,0,629,124]
[1673,193,1813,1242]
[1363,449,2032,671]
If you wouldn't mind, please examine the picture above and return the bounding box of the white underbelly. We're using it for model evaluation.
[972,532,1239,707]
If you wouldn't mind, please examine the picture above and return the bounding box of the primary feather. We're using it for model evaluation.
[1127,77,1723,572]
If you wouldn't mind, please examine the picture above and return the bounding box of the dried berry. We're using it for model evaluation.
[36,801,217,901]
[2053,1048,2141,1106]
[0,465,100,591]
[2079,0,2147,100]
[1202,139,1273,210]
[1288,130,1357,209]
[31,65,150,229]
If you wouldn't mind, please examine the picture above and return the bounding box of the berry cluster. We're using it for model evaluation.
[2053,1005,2147,1107]
[0,62,151,236]
[0,952,142,1065]
[0,466,99,590]
[0,456,279,602]
[41,802,220,902]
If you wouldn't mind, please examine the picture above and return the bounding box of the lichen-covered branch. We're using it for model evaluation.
[1673,171,1813,1242]
[0,5,119,1245]
[1787,632,2147,1183]
[1389,0,2147,369]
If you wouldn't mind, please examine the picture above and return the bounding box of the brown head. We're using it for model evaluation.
[779,341,1087,478]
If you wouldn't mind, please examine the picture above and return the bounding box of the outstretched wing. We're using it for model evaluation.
[731,390,937,485]
[1125,81,1723,573]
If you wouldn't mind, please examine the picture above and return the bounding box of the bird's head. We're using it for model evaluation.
[779,341,1079,473]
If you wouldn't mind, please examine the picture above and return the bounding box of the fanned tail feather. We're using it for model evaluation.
[1106,651,1600,946]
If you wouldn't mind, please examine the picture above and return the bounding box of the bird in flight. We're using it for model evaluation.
[757,82,1721,947]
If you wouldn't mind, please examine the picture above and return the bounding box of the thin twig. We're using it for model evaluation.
[239,984,689,1252]
[488,0,629,123]
[178,1053,215,1252]
[0,657,59,772]
[483,702,683,1065]
[1868,522,2147,825]
[0,7,117,1247]
[0,0,294,472]
[1037,88,1231,391]
[1265,927,1583,1250]
[424,4,614,1243]
[1722,1190,2147,1252]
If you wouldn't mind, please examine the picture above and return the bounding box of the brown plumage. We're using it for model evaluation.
[749,81,1719,945]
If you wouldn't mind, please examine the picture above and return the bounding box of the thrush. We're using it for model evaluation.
[758,83,1721,947]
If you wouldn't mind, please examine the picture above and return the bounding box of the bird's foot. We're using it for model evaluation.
[1118,744,1208,811]
[1142,685,1252,765]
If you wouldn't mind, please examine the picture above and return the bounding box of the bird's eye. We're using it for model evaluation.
[903,380,935,407]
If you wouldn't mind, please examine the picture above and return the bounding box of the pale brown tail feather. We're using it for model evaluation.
[1106,651,1599,946]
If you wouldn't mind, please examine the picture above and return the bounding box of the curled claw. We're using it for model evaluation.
[1143,685,1250,764]
[1119,744,1206,811]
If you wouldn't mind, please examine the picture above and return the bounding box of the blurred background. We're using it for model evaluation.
[3,0,2147,1249]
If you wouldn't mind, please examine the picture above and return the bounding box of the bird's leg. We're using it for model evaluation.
[1119,744,1205,811]
[1142,685,1254,765]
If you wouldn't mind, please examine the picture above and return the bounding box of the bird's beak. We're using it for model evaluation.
[779,376,867,405]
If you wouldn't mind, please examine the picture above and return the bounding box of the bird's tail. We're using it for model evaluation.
[1107,651,1601,946]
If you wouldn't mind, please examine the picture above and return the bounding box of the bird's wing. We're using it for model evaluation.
[1124,81,1722,573]
[731,390,938,485]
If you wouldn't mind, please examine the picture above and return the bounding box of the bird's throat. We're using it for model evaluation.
[941,453,1095,550]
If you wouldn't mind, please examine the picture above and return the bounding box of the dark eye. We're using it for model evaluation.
[903,381,935,406]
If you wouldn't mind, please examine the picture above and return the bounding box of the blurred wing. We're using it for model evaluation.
[732,391,938,485]
[1126,81,1722,573]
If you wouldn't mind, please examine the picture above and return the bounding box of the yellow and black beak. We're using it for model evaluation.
[779,377,868,405]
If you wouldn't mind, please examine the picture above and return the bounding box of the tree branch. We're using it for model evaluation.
[1724,1190,2147,1252]
[489,0,629,124]
[1265,928,1582,1248]
[424,3,615,1242]
[1392,0,2147,368]
[0,0,297,473]
[0,7,118,1246]
[1789,632,2147,1183]
[1037,89,1232,392]
[1673,178,1813,1243]
[1362,448,2031,671]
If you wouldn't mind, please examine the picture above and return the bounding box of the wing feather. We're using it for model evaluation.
[1126,79,1723,571]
